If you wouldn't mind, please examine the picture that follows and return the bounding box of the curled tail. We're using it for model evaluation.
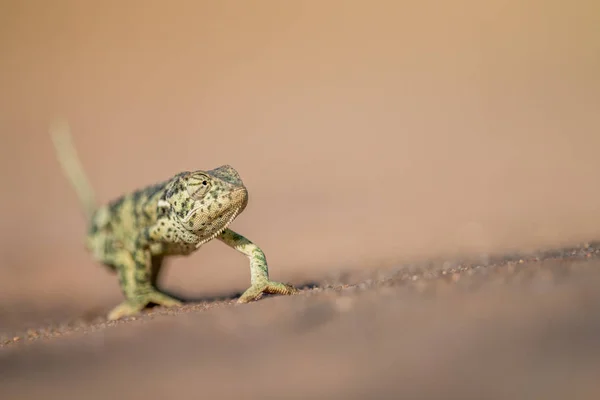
[50,118,97,221]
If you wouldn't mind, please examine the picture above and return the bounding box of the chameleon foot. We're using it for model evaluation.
[237,280,299,303]
[107,291,183,320]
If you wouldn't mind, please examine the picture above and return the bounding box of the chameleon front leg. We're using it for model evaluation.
[107,249,182,320]
[218,228,298,303]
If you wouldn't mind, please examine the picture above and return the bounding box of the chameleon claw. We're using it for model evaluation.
[237,281,299,303]
[107,291,182,320]
[107,301,145,321]
[145,292,183,308]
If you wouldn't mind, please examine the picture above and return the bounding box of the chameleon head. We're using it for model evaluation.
[163,165,249,244]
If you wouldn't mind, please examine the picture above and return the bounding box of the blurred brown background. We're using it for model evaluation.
[0,0,599,325]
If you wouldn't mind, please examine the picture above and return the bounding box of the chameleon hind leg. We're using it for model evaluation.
[108,250,182,320]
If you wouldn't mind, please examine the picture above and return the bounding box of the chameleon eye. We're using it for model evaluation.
[186,173,211,197]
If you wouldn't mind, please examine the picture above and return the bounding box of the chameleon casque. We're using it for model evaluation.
[50,120,298,320]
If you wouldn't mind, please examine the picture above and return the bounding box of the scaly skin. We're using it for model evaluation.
[50,119,298,320]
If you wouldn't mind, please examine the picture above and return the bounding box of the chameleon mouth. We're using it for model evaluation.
[194,205,242,248]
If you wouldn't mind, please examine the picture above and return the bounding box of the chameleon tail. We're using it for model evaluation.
[49,118,97,221]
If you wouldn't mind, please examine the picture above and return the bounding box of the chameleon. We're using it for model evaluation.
[49,119,298,320]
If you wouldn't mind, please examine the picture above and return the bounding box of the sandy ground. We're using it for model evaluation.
[2,244,600,399]
[1,1,600,399]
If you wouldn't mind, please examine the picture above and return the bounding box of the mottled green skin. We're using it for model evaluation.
[51,122,297,320]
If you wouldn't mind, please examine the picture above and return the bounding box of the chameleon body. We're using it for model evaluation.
[50,120,298,320]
